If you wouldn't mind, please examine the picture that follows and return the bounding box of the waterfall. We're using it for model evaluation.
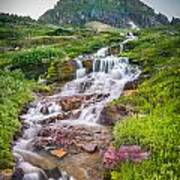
[75,59,86,79]
[13,32,140,180]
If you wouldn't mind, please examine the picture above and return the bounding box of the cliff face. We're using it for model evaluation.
[39,0,169,28]
[171,17,180,25]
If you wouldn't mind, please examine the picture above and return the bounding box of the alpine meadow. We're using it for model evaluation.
[0,0,179,180]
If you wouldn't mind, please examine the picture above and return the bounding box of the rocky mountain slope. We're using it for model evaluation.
[39,0,169,28]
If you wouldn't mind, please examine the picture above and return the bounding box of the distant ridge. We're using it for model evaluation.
[0,12,36,25]
[39,0,169,28]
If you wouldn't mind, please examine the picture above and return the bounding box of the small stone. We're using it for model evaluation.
[81,144,97,153]
[50,148,67,158]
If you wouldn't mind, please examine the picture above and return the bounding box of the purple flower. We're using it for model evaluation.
[103,147,118,169]
[103,145,150,169]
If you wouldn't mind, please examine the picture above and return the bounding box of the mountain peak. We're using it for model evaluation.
[39,0,169,28]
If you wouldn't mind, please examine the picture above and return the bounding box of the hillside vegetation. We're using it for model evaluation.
[109,26,180,179]
[0,13,179,180]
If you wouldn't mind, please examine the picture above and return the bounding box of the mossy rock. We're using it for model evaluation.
[82,60,93,73]
[47,59,76,83]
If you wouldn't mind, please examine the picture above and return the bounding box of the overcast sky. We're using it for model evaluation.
[0,0,179,20]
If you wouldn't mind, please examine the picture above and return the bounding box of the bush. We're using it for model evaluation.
[10,48,65,79]
[0,70,34,169]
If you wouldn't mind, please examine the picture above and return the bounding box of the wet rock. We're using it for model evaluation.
[40,106,49,115]
[79,80,93,93]
[12,168,24,180]
[40,112,72,124]
[35,138,53,149]
[16,162,48,180]
[44,167,62,179]
[40,105,49,114]
[58,94,106,113]
[60,96,82,112]
[82,59,93,73]
[35,124,112,154]
[81,144,97,153]
[99,105,130,125]
[124,79,139,90]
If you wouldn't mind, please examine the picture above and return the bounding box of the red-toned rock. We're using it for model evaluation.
[60,97,82,112]
[35,124,112,154]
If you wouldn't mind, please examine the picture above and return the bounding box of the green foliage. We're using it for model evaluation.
[10,47,65,79]
[47,27,74,36]
[0,13,35,26]
[112,26,180,179]
[0,70,34,169]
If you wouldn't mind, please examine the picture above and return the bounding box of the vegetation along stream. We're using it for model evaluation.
[0,1,180,179]
[12,33,140,180]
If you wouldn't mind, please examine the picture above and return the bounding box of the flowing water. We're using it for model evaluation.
[13,33,140,180]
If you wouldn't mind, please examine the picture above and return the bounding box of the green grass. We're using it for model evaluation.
[110,26,180,179]
[0,70,35,169]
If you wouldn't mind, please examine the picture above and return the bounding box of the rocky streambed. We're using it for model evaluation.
[12,33,140,180]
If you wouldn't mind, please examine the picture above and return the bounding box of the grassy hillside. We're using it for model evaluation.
[109,26,180,179]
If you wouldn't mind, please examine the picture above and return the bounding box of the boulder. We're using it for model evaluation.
[12,168,24,180]
[44,167,62,179]
[124,79,139,90]
[99,105,129,125]
[60,96,82,112]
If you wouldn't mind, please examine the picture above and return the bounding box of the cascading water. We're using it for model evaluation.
[13,33,140,180]
[75,57,86,79]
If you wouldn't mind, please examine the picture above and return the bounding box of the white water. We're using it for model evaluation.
[128,21,140,30]
[13,33,140,180]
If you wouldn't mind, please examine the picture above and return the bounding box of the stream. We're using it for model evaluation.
[12,33,140,180]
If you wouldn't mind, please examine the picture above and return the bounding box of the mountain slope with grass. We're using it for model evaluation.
[39,0,169,28]
[103,26,180,179]
[0,12,179,180]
